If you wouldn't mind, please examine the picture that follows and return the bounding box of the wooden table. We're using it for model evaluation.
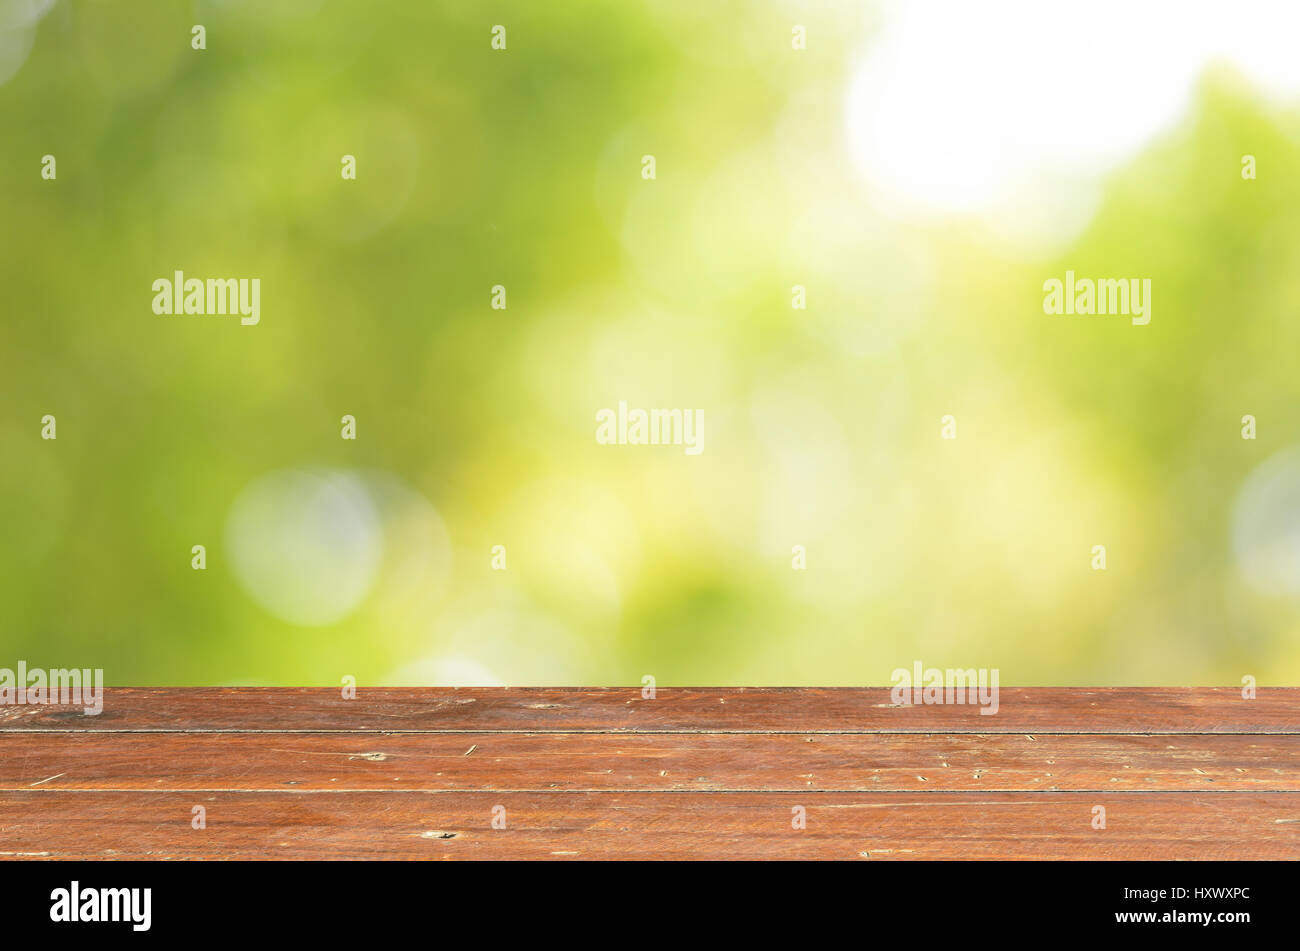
[1,688,1296,860]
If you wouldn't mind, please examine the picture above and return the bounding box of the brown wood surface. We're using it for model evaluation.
[2,732,1298,791]
[1,792,1294,860]
[3,686,1296,733]
[1,688,1297,859]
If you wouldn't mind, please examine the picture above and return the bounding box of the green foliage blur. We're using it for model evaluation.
[2,1,1298,685]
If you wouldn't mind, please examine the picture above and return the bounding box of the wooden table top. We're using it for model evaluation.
[2,688,1297,860]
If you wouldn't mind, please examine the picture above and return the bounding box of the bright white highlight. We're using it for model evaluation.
[226,468,382,626]
[845,0,1300,234]
[1232,448,1300,599]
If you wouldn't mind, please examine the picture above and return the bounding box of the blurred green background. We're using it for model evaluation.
[2,0,1298,685]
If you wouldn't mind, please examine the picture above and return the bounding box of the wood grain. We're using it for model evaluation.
[1,689,1296,859]
[1,791,1295,860]
[1,687,1294,733]
[0,732,1296,791]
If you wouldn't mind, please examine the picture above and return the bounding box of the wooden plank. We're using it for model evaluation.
[3,689,1295,859]
[1,732,1297,792]
[2,687,1295,733]
[1,791,1295,860]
